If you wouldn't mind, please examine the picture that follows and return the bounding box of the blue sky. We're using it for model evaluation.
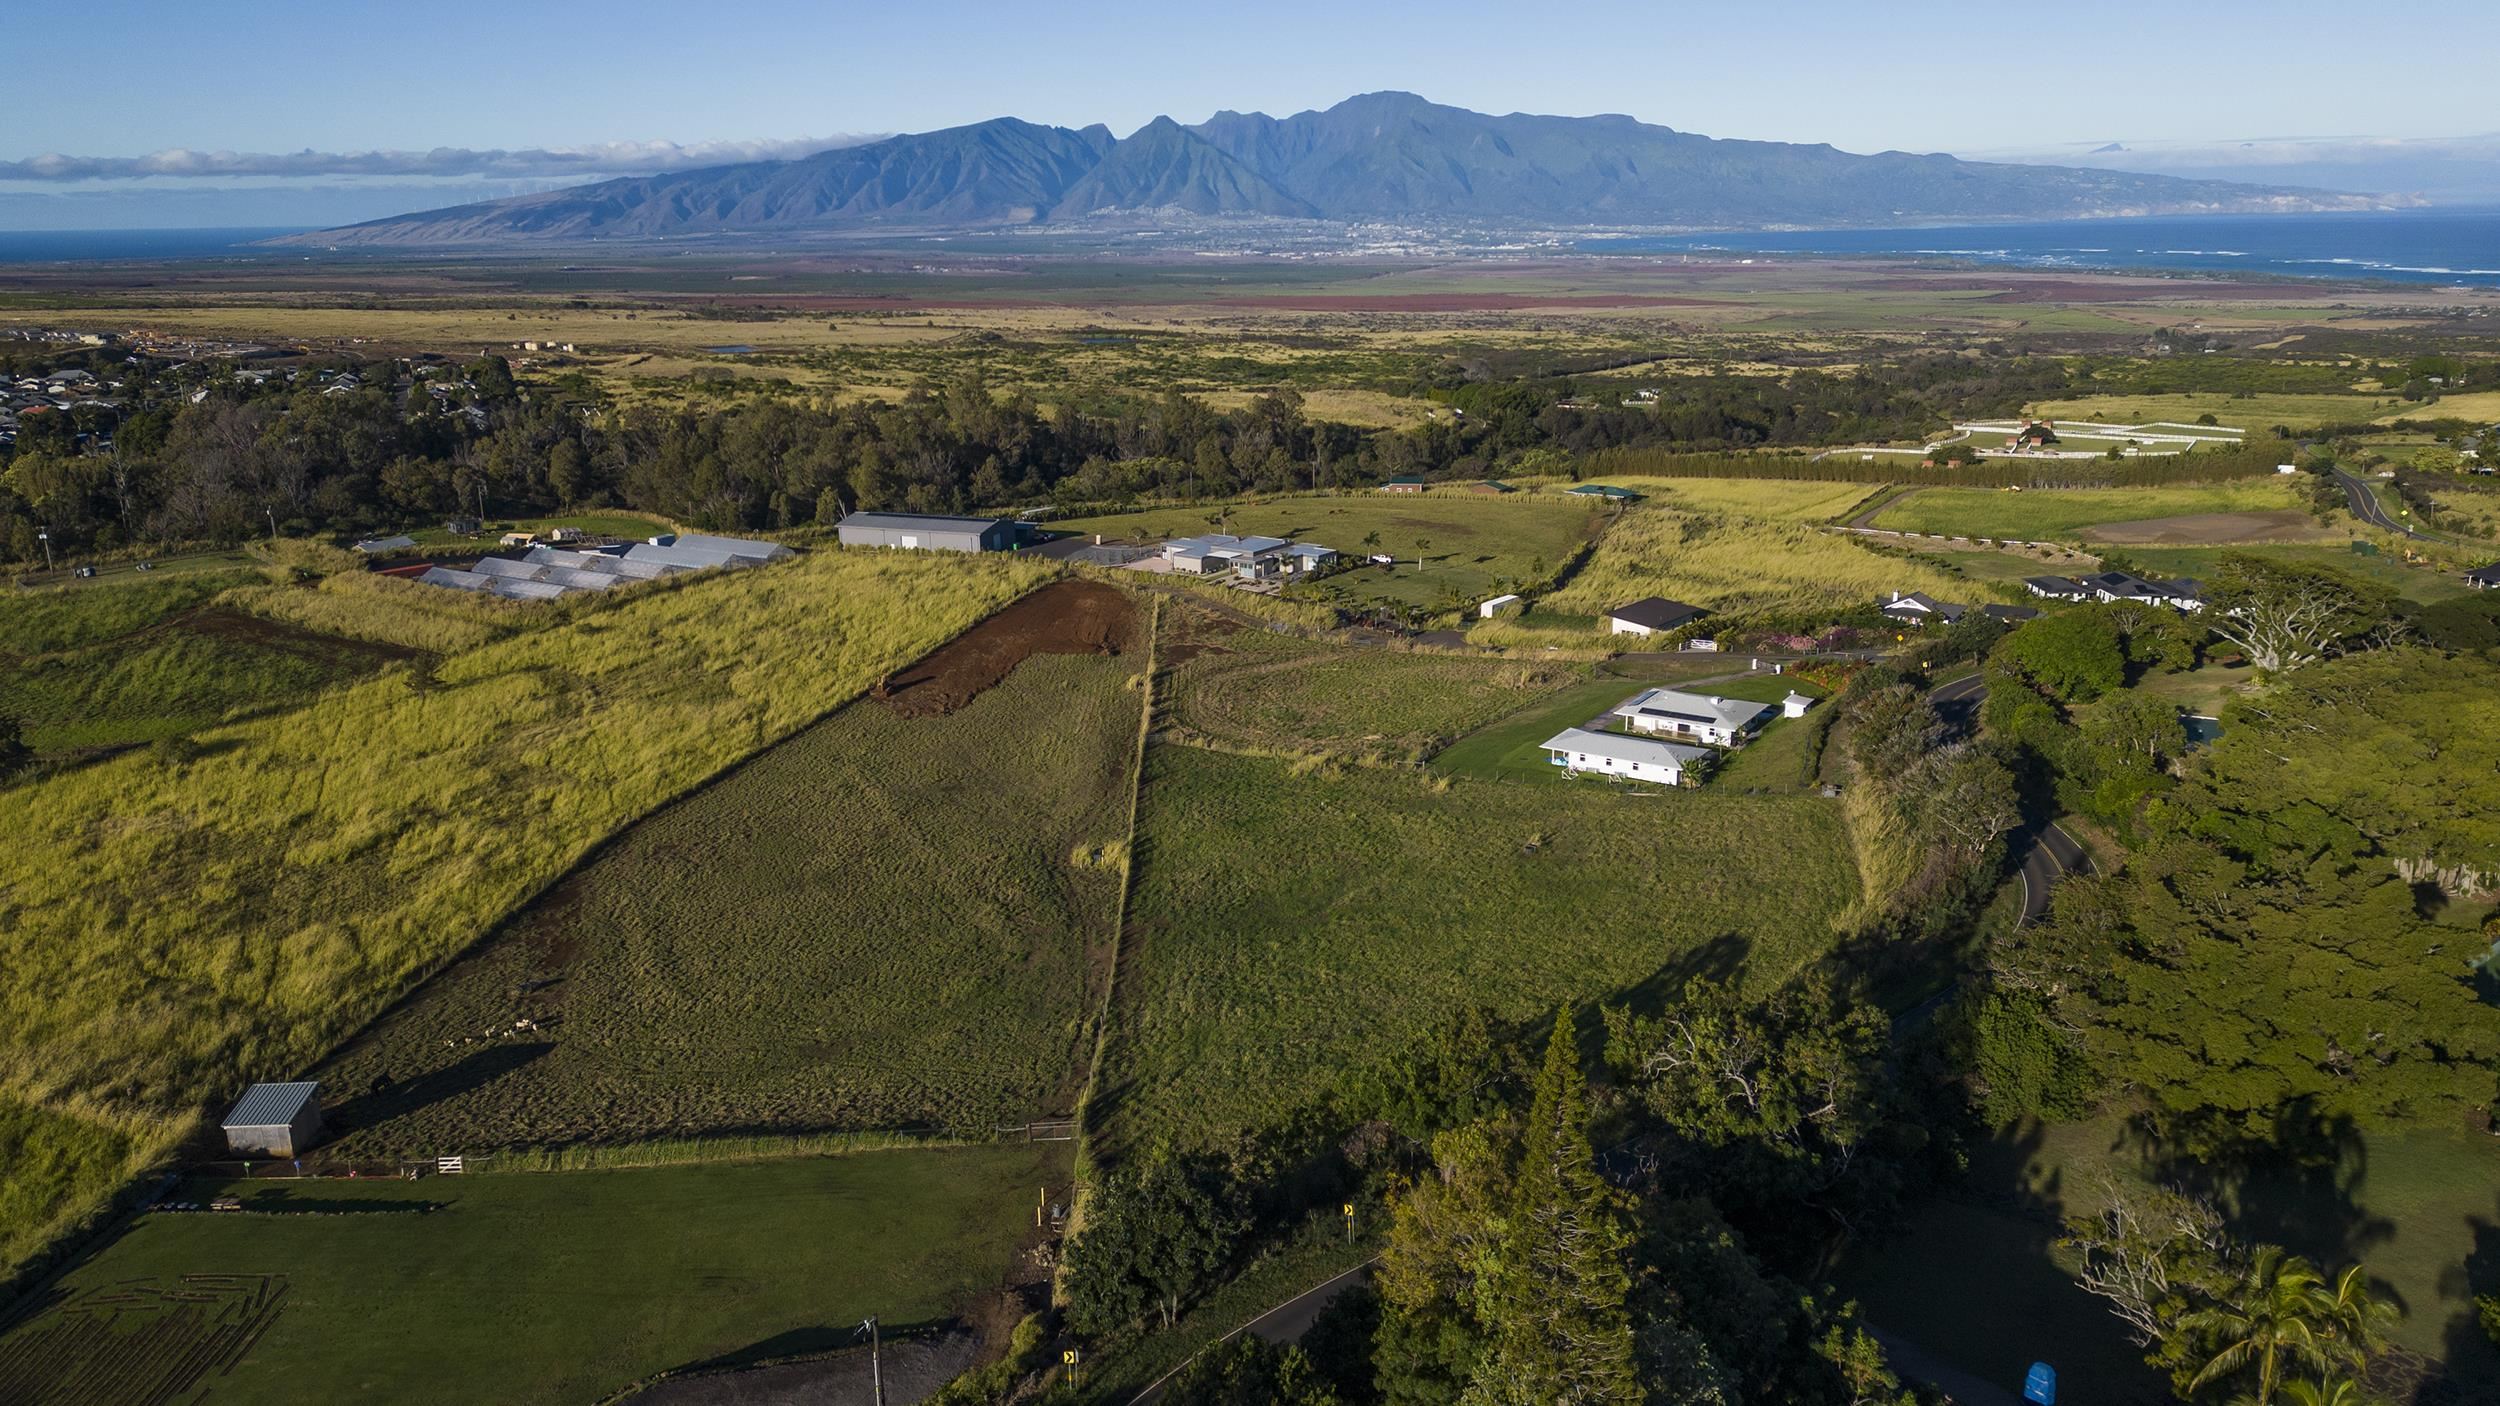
[6,0,2497,228]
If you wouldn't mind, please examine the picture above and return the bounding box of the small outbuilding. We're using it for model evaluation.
[1606,596,1705,637]
[1781,691,1815,719]
[1379,476,1429,494]
[836,512,1016,553]
[351,535,417,554]
[222,1081,324,1158]
[1479,593,1525,619]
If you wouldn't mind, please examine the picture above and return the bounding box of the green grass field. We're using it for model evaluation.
[1163,607,1586,765]
[395,511,677,550]
[1098,745,1859,1150]
[0,549,1051,1287]
[312,648,1140,1153]
[0,1146,1065,1406]
[2022,392,2387,431]
[2,608,410,754]
[2114,543,2471,602]
[1059,494,1600,616]
[1568,477,1887,523]
[1868,480,2312,542]
[1540,508,1978,618]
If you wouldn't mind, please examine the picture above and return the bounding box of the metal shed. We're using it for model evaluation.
[836,512,1016,553]
[222,1081,324,1157]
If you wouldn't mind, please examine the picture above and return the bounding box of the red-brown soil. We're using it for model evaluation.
[873,579,1139,718]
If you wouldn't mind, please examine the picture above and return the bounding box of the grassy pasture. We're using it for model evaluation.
[1539,508,1976,618]
[1868,480,2313,542]
[1099,746,1858,1150]
[0,549,1051,1285]
[1574,476,1887,523]
[0,1146,1064,1406]
[2022,392,2382,431]
[2378,389,2500,425]
[0,570,263,654]
[2118,543,2472,602]
[1,614,393,754]
[312,650,1139,1154]
[1163,611,1587,765]
[1058,494,1600,616]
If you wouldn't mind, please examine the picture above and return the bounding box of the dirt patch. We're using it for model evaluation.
[1980,279,2326,304]
[1159,600,1246,666]
[874,579,1139,718]
[2082,510,2322,545]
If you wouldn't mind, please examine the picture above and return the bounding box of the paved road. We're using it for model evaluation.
[2335,469,2433,540]
[1926,673,2087,926]
[1126,1259,1377,1405]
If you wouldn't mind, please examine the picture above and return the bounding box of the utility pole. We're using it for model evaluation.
[858,1316,883,1406]
[37,527,52,573]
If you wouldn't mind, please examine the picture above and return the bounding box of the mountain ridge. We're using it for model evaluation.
[284,92,2393,246]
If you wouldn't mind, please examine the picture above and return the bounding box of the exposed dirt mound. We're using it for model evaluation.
[2083,510,2322,545]
[875,579,1138,717]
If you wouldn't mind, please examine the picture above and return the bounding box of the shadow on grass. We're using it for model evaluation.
[325,1040,555,1136]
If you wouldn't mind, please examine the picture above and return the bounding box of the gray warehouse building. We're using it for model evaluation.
[222,1081,324,1157]
[836,512,1017,553]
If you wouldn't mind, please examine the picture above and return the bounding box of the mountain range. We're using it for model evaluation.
[288,92,2387,246]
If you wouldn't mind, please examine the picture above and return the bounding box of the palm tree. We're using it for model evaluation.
[2314,1264,2396,1370]
[2279,1377,2365,1406]
[2183,1246,2336,1404]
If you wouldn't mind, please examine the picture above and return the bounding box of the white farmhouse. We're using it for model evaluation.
[1610,688,1774,747]
[1541,727,1712,786]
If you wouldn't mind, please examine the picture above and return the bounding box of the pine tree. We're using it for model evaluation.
[1463,1007,1643,1406]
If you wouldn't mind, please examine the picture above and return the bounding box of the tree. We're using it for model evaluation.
[1844,683,1939,783]
[2080,691,2185,773]
[1991,608,2124,701]
[1463,1009,1642,1406]
[2063,1179,2234,1352]
[1062,1157,1242,1334]
[2202,553,2393,674]
[1912,744,2020,861]
[546,438,591,508]
[2180,1246,2335,1404]
[1164,1336,1344,1406]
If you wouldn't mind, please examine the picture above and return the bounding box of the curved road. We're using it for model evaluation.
[2334,468,2433,541]
[1927,673,2089,925]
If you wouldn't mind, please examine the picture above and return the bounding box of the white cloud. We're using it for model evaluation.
[0,135,885,183]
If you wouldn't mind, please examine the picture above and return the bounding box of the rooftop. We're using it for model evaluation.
[1607,596,1704,631]
[1542,727,1714,769]
[838,512,1011,534]
[223,1081,319,1129]
[1613,688,1774,732]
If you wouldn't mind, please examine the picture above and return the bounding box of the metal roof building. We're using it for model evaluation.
[836,512,1016,553]
[1611,688,1774,747]
[1541,727,1712,786]
[222,1081,324,1157]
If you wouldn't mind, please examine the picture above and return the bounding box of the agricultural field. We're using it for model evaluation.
[313,584,1144,1154]
[2020,392,2387,431]
[1539,507,1978,618]
[0,1145,1065,1406]
[1097,745,1859,1151]
[2378,388,2500,425]
[1060,493,1601,616]
[1161,604,1586,765]
[1867,479,2318,543]
[1571,476,1889,523]
[0,546,1050,1287]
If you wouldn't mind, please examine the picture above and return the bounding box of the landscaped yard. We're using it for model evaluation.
[1099,745,1859,1152]
[0,1145,1065,1406]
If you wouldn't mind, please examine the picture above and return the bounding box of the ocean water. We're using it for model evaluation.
[1582,207,2500,287]
[0,228,310,262]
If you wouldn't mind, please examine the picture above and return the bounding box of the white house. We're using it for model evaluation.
[1878,591,1966,626]
[1611,688,1774,747]
[1542,727,1712,786]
